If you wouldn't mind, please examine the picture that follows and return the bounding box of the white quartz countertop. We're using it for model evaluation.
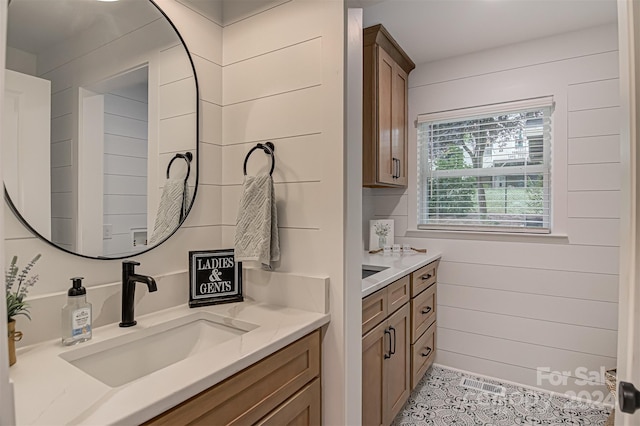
[362,251,442,298]
[10,300,330,425]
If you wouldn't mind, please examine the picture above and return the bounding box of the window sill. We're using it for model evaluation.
[405,228,569,244]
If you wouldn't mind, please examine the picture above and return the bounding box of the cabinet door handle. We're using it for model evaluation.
[392,158,399,179]
[421,273,432,281]
[396,158,401,178]
[389,326,396,355]
[384,329,392,359]
[421,306,432,315]
[421,347,432,358]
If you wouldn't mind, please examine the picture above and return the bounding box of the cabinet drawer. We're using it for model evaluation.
[411,284,436,342]
[411,322,436,389]
[363,288,387,335]
[256,378,321,426]
[144,330,320,426]
[411,260,439,297]
[387,275,410,316]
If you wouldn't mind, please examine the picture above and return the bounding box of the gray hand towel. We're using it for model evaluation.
[234,173,280,269]
[149,178,189,245]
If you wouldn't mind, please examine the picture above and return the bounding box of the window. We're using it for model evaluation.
[417,97,553,233]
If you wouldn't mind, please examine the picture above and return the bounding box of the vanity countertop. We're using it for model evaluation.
[362,250,442,298]
[10,300,330,425]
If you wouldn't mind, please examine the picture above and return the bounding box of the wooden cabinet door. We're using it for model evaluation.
[411,260,439,297]
[363,288,388,335]
[385,303,411,425]
[362,320,388,426]
[411,322,436,389]
[256,379,321,426]
[387,275,410,316]
[391,63,408,186]
[411,283,436,343]
[376,47,396,185]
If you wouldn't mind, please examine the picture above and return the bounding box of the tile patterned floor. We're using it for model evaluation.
[393,366,612,426]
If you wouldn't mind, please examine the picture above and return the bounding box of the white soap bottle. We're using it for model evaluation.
[61,277,92,346]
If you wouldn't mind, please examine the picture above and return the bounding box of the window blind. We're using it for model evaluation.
[417,99,553,233]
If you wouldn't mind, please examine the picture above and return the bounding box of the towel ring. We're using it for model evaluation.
[167,152,193,180]
[243,142,275,176]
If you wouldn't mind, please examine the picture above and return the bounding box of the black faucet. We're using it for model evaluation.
[119,260,157,327]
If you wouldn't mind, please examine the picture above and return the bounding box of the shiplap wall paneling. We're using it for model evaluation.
[49,82,74,250]
[439,306,616,358]
[50,94,74,250]
[437,284,617,330]
[102,92,148,257]
[567,78,621,253]
[438,261,619,302]
[220,2,346,423]
[220,8,325,264]
[165,0,224,238]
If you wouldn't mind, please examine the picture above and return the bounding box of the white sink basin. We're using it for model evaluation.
[362,264,389,279]
[59,312,258,387]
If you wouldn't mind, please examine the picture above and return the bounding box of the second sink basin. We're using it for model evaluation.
[362,265,389,279]
[59,311,258,387]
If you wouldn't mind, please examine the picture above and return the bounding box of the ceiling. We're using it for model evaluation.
[8,0,618,66]
[355,0,618,65]
[178,0,289,27]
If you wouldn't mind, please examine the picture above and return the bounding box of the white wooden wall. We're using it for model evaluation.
[364,24,620,396]
[220,1,347,423]
[103,90,149,257]
[49,83,75,251]
[153,43,199,235]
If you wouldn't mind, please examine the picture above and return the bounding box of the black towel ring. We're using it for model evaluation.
[243,142,275,176]
[167,152,193,180]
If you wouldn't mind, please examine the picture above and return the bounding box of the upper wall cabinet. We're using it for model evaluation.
[363,24,415,188]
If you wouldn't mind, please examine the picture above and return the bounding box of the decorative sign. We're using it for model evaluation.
[189,249,242,308]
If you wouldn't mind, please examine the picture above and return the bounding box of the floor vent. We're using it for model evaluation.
[460,377,506,396]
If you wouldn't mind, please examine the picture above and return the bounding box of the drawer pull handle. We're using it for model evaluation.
[384,329,392,359]
[421,347,432,358]
[421,306,432,315]
[421,273,432,281]
[389,326,396,355]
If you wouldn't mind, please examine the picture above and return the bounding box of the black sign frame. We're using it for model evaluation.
[188,249,243,308]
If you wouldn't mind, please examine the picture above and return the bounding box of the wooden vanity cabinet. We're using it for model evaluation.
[362,260,440,425]
[411,322,436,389]
[144,330,321,426]
[362,303,411,426]
[362,277,411,426]
[363,24,415,188]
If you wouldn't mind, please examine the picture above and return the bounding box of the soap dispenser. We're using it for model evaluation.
[61,277,92,346]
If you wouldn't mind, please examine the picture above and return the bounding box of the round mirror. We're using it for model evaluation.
[4,0,199,259]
